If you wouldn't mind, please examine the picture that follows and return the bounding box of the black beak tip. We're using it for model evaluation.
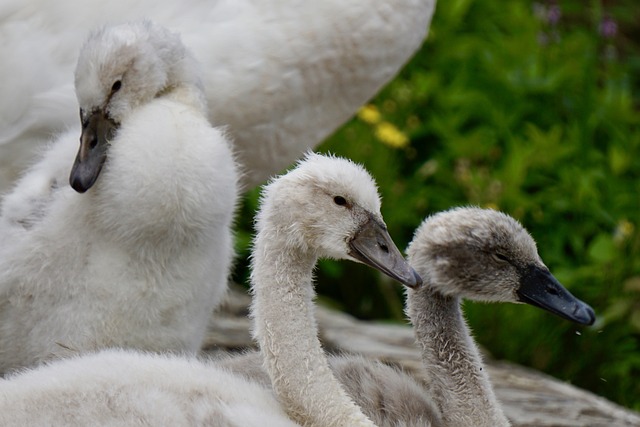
[69,176,88,193]
[575,303,596,326]
[69,167,95,193]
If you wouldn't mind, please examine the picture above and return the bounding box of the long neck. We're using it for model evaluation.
[407,287,510,427]
[251,234,375,427]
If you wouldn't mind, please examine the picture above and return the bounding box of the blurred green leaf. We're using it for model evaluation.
[588,233,617,263]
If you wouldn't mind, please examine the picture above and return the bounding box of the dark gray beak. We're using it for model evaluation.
[516,265,595,325]
[348,216,422,289]
[69,110,118,193]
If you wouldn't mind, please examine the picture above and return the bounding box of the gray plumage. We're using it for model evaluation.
[405,206,593,426]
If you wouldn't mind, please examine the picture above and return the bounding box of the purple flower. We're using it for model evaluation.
[600,17,618,39]
[547,4,561,26]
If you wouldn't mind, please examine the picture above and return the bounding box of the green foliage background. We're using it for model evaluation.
[234,0,640,410]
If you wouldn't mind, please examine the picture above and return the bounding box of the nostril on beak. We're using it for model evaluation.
[546,285,559,296]
[89,136,98,149]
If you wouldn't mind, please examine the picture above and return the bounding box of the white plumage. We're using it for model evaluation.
[0,153,419,427]
[0,22,239,373]
[0,350,300,427]
[0,0,436,191]
[250,152,420,427]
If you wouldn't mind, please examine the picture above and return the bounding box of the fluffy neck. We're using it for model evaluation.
[156,51,207,114]
[407,287,510,427]
[251,233,375,427]
[161,82,207,114]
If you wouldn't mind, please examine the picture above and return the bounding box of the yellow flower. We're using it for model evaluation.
[357,104,381,125]
[614,219,634,243]
[374,121,409,149]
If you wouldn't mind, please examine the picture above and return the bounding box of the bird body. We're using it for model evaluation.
[0,22,239,373]
[0,349,300,427]
[0,0,436,190]
[0,153,419,427]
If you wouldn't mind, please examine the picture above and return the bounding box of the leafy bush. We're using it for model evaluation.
[234,0,640,410]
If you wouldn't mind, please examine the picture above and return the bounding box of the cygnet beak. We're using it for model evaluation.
[70,109,118,193]
[348,216,423,289]
[516,265,596,325]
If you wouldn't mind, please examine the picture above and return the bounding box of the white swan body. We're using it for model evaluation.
[0,153,419,427]
[0,349,300,427]
[0,0,436,191]
[0,22,238,373]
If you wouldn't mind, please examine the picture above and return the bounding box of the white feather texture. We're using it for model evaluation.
[0,0,436,191]
[0,153,416,427]
[0,22,239,373]
[250,152,421,427]
[0,349,300,427]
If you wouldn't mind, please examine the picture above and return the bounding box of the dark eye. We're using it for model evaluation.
[492,252,510,263]
[333,196,347,206]
[111,80,122,93]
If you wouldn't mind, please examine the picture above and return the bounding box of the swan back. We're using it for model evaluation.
[0,349,300,427]
[0,0,437,192]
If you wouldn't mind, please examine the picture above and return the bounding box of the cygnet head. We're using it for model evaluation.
[407,207,595,325]
[70,20,200,193]
[255,152,421,289]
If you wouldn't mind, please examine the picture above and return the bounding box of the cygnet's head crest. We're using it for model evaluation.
[74,20,191,123]
[254,152,420,288]
[283,151,382,214]
[407,207,596,325]
[256,152,382,256]
[408,207,543,301]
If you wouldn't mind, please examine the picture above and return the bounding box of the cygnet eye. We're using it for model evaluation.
[333,196,347,206]
[111,80,122,93]
[491,252,510,263]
